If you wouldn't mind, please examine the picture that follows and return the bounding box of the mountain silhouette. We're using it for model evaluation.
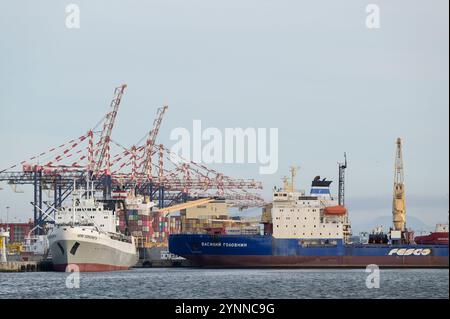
[351,215,433,234]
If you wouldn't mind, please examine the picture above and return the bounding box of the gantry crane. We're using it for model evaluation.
[0,85,265,234]
[93,84,127,177]
[143,105,168,180]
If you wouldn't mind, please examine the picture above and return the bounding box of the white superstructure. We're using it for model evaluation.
[54,188,118,233]
[272,176,351,242]
[435,223,449,233]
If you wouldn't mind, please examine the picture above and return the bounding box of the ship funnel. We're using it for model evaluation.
[310,177,332,197]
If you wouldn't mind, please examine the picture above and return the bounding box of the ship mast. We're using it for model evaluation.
[281,176,289,192]
[72,179,76,226]
[338,153,347,206]
[290,166,300,192]
[392,138,406,231]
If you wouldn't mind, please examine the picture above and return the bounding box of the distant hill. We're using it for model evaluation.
[352,215,433,234]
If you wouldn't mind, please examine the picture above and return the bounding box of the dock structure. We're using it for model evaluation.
[0,261,38,272]
[135,259,195,268]
[0,260,53,272]
[0,84,264,237]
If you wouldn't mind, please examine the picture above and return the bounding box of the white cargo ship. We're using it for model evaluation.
[47,184,138,272]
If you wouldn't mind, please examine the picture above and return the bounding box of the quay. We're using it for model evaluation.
[0,260,53,272]
[134,259,195,268]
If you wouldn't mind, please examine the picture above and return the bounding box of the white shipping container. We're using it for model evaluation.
[390,230,402,239]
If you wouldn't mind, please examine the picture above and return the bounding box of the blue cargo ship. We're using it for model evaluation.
[169,234,448,267]
[169,172,449,268]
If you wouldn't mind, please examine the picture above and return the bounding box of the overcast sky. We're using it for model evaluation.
[0,0,448,230]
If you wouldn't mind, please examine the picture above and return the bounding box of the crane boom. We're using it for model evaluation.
[143,105,168,178]
[392,137,406,231]
[94,84,127,176]
[158,197,213,215]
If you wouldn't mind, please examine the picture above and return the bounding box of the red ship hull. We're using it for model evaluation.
[186,255,449,268]
[53,263,131,272]
[415,232,449,245]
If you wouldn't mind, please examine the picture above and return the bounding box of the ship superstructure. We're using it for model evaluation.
[272,173,351,244]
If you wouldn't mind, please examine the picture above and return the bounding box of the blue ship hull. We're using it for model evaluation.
[169,234,449,268]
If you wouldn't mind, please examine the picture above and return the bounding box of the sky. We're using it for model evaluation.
[0,0,448,231]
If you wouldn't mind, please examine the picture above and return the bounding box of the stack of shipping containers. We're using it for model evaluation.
[117,199,182,247]
[181,215,258,234]
[117,195,258,246]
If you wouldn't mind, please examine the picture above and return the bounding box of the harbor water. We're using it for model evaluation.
[0,268,448,299]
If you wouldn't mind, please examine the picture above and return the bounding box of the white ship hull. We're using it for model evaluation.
[48,226,138,272]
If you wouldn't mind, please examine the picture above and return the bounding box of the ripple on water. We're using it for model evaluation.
[0,268,448,299]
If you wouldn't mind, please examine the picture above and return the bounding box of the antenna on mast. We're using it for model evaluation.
[289,166,300,192]
[338,152,347,206]
[281,176,289,192]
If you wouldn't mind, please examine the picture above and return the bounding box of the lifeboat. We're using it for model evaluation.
[324,205,347,215]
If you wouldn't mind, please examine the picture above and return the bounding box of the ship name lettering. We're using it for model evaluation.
[77,234,97,240]
[200,242,248,248]
[223,242,247,248]
[201,242,222,247]
[388,248,431,256]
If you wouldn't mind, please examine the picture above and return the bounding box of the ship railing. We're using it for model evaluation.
[300,243,339,248]
[55,222,95,227]
[108,232,133,244]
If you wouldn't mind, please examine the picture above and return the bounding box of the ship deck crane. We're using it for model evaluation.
[392,138,406,232]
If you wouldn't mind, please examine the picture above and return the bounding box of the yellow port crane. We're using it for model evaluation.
[392,137,406,231]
